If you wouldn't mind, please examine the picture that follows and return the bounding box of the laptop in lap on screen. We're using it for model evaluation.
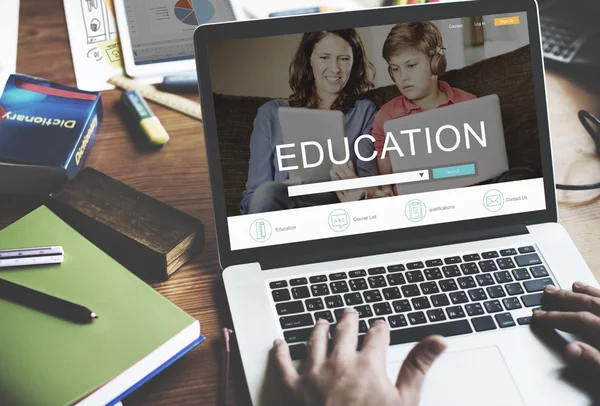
[194,1,597,404]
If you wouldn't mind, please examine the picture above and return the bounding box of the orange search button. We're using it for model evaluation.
[494,16,520,26]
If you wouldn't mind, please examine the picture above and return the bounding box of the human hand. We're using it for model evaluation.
[272,308,447,406]
[532,282,600,371]
[330,162,365,203]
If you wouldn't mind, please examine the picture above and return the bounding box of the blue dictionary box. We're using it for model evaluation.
[0,74,102,195]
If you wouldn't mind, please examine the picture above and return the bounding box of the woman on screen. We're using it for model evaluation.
[241,29,380,215]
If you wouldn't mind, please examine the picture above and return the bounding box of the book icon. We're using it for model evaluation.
[250,219,272,242]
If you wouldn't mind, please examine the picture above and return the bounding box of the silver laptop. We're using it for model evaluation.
[386,95,509,195]
[194,1,598,405]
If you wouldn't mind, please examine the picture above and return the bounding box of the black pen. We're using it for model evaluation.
[0,277,97,323]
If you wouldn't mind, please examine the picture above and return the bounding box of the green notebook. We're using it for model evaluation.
[0,206,201,406]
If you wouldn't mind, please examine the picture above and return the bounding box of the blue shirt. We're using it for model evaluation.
[241,99,378,214]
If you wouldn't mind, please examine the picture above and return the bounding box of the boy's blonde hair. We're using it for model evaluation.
[382,22,443,62]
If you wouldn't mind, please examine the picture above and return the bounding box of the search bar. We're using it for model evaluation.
[288,170,430,197]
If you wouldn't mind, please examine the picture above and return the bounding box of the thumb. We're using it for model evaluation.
[396,335,447,403]
[565,341,600,372]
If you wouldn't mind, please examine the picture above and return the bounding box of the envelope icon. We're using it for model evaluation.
[486,194,502,207]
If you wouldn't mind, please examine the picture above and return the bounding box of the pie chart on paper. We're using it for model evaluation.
[174,0,215,26]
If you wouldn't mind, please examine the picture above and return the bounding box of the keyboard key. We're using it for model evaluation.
[359,320,369,333]
[387,264,405,273]
[487,286,506,299]
[484,300,503,313]
[270,280,287,289]
[458,276,476,289]
[280,313,313,329]
[482,251,499,259]
[530,266,549,278]
[389,320,472,345]
[463,254,481,262]
[344,292,364,306]
[500,248,517,256]
[329,272,348,281]
[468,288,487,301]
[402,284,421,297]
[442,265,461,278]
[518,246,536,254]
[478,260,498,273]
[407,261,425,270]
[411,296,431,310]
[290,278,308,286]
[427,308,447,322]
[472,316,497,332]
[426,259,444,267]
[465,303,484,316]
[496,258,516,270]
[495,313,516,328]
[476,274,494,287]
[515,254,542,267]
[439,279,458,292]
[289,344,307,360]
[314,310,334,323]
[424,268,443,280]
[325,295,344,308]
[355,305,373,318]
[502,297,522,310]
[364,290,383,303]
[330,281,349,294]
[284,328,312,343]
[272,289,291,302]
[311,283,330,297]
[522,293,544,307]
[368,317,386,327]
[392,299,412,313]
[368,267,386,275]
[505,283,524,296]
[333,308,348,321]
[373,302,393,316]
[512,268,531,281]
[310,275,327,283]
[524,278,554,293]
[349,270,367,278]
[444,256,462,264]
[305,298,324,311]
[446,305,465,319]
[517,316,532,325]
[387,273,406,286]
[420,281,439,295]
[368,275,387,288]
[382,287,402,300]
[408,311,427,325]
[450,291,469,304]
[349,278,368,291]
[406,271,425,283]
[388,314,408,328]
[431,293,450,307]
[292,286,310,299]
[461,263,479,275]
[277,301,305,315]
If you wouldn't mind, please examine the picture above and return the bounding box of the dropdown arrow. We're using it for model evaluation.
[419,172,424,177]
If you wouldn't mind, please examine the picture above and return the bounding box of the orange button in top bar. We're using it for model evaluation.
[494,16,520,26]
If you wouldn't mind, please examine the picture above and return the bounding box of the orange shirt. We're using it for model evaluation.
[372,81,477,153]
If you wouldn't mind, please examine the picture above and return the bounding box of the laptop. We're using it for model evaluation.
[194,0,598,404]
[386,95,509,195]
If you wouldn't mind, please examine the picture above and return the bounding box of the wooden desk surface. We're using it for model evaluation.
[2,1,600,405]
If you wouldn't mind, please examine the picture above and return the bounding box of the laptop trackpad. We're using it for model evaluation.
[388,346,524,406]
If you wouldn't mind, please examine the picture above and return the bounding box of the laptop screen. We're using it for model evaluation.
[207,11,545,251]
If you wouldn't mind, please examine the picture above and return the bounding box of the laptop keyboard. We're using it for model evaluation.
[268,245,554,360]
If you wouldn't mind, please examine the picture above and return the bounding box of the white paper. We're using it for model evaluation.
[0,0,20,97]
[63,0,124,91]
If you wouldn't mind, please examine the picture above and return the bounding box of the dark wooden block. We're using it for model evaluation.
[46,167,204,281]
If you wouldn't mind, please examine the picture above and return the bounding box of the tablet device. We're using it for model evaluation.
[278,107,346,184]
[114,0,236,81]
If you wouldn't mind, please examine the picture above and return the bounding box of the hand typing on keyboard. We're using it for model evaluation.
[272,308,447,406]
[533,282,600,372]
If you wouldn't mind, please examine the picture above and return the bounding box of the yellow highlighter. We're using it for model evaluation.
[122,90,170,146]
